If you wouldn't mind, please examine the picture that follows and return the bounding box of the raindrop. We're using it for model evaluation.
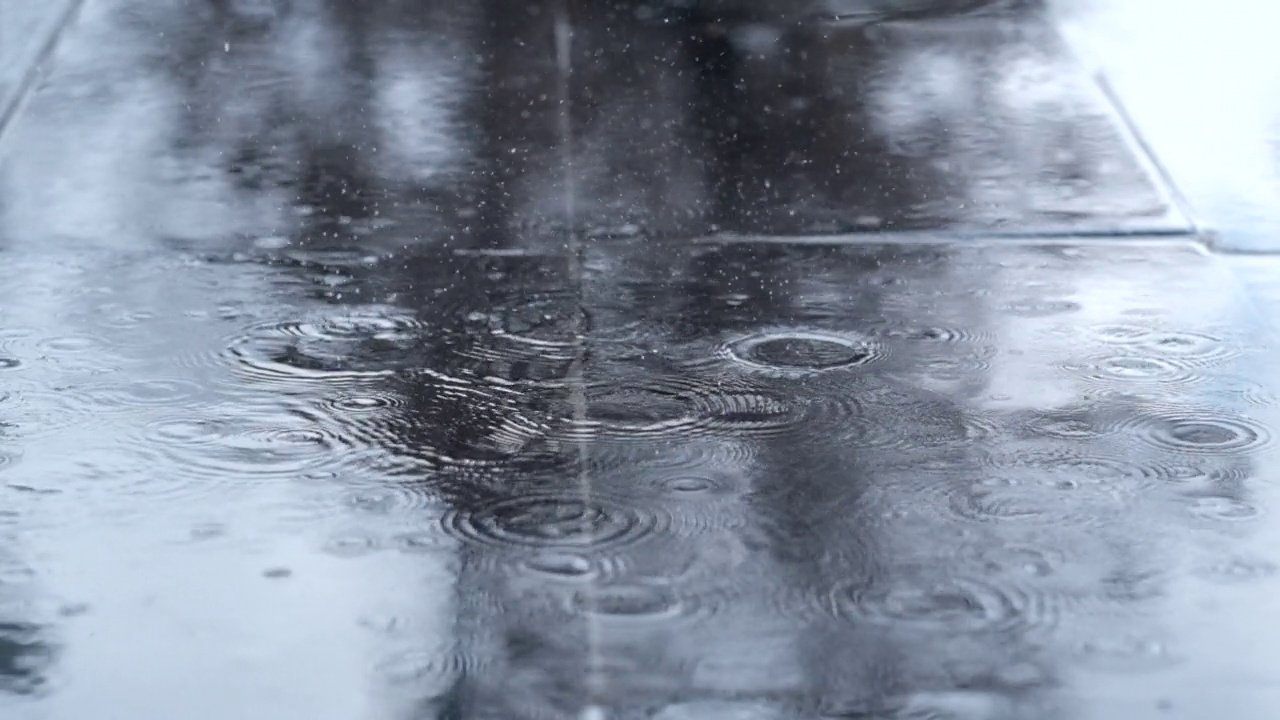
[0,358,20,370]
[263,567,292,579]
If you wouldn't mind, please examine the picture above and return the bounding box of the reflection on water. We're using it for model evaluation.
[0,0,1278,719]
[0,544,56,701]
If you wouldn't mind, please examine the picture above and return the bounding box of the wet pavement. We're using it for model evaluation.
[2,1,1280,718]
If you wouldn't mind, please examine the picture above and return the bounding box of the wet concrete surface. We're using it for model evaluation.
[2,1,1280,718]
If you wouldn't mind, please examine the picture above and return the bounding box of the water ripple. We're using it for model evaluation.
[720,329,885,377]
[829,575,1056,636]
[442,493,664,551]
[375,646,481,686]
[225,307,428,386]
[568,582,703,625]
[1116,408,1273,457]
[544,376,809,445]
[136,414,348,481]
[1064,354,1202,389]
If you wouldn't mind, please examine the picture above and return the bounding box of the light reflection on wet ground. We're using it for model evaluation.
[2,1,1280,719]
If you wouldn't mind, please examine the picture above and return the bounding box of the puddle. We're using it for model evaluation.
[0,0,1276,717]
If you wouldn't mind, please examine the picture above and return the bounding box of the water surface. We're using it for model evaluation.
[1,1,1279,718]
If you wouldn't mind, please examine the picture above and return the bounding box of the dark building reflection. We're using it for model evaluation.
[110,0,1253,718]
[0,546,56,700]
